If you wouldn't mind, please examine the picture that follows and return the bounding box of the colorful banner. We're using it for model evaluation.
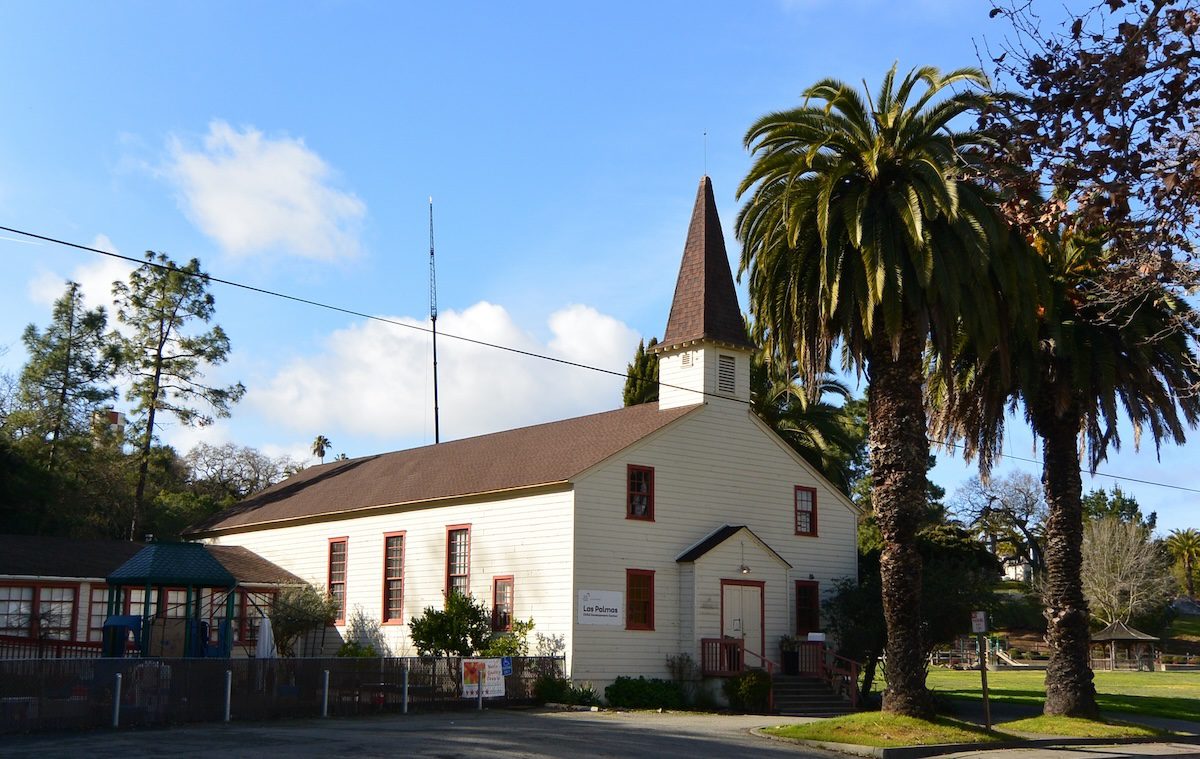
[461,658,506,698]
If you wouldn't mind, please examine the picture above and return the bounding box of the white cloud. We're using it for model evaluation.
[28,234,134,317]
[248,301,641,444]
[165,121,365,261]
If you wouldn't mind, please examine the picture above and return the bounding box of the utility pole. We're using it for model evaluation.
[429,197,440,444]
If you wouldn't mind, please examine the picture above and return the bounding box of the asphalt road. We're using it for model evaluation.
[1,709,827,758]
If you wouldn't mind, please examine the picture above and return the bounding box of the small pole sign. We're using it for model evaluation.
[971,610,991,730]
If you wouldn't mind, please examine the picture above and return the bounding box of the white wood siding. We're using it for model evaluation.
[209,488,576,661]
[570,401,857,686]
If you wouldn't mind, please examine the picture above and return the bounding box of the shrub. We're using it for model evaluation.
[722,669,771,713]
[480,618,535,657]
[604,676,685,709]
[269,583,340,657]
[534,673,572,704]
[337,641,378,657]
[570,682,600,706]
[408,590,491,656]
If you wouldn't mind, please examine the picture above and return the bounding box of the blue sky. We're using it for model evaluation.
[1,1,1195,533]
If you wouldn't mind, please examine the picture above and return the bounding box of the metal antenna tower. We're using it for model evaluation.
[429,197,440,444]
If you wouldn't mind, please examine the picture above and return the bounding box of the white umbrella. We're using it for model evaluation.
[255,613,276,659]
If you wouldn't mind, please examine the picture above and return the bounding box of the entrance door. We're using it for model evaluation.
[721,580,765,665]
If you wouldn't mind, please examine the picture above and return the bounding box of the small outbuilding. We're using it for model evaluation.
[1090,620,1159,671]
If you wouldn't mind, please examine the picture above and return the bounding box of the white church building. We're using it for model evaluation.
[186,177,859,687]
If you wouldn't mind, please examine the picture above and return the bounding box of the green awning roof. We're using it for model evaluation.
[107,542,236,587]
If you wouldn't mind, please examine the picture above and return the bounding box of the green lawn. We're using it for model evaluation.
[765,712,1014,747]
[999,715,1165,738]
[1168,614,1200,643]
[924,669,1200,722]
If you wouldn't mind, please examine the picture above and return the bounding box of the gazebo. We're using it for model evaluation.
[1090,620,1160,671]
[104,542,238,658]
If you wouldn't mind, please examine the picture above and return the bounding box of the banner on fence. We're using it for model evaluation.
[461,658,505,698]
[578,590,622,625]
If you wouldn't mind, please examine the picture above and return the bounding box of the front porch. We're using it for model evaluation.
[699,637,862,711]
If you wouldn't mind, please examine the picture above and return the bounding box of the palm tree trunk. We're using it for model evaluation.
[1037,397,1099,717]
[869,319,933,717]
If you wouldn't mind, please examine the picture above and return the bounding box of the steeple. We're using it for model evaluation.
[659,175,754,352]
[656,177,753,410]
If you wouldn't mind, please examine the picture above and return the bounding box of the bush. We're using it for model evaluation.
[534,673,572,704]
[337,640,378,657]
[269,583,341,657]
[408,590,491,656]
[722,669,771,713]
[480,618,535,657]
[604,676,685,709]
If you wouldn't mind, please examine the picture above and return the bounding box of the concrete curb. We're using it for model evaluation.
[750,728,1200,758]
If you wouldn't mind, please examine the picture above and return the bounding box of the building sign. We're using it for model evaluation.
[462,658,505,698]
[578,590,622,625]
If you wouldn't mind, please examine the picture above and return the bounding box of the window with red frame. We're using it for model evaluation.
[492,577,513,632]
[447,528,470,596]
[384,534,405,623]
[88,587,109,642]
[794,486,818,536]
[625,569,654,630]
[329,539,347,623]
[796,580,820,634]
[0,585,76,640]
[627,465,654,520]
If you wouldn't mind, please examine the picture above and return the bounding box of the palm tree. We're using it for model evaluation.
[737,65,1032,716]
[931,232,1200,716]
[1167,528,1200,599]
[311,434,332,464]
[750,351,861,493]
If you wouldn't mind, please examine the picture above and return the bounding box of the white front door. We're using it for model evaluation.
[721,581,764,662]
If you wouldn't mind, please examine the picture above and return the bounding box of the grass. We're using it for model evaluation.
[764,712,1014,747]
[1167,614,1200,643]
[924,669,1200,722]
[999,715,1166,738]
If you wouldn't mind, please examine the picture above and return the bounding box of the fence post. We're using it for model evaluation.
[224,669,232,722]
[477,668,484,711]
[112,673,122,728]
[322,669,330,717]
[402,661,409,715]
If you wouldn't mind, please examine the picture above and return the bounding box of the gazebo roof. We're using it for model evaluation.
[107,542,236,588]
[1090,620,1160,643]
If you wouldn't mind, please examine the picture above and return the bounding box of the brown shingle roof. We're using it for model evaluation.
[659,176,753,352]
[0,535,301,586]
[186,402,698,536]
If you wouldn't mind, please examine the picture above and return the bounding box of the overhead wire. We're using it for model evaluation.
[3,223,1198,496]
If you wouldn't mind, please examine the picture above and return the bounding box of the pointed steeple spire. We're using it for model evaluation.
[658,176,753,352]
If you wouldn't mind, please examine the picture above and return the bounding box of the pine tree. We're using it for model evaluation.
[115,252,245,540]
[621,338,659,406]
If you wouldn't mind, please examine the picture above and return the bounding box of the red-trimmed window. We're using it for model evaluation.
[446,526,470,596]
[88,586,109,642]
[0,586,34,637]
[794,486,818,536]
[796,580,820,634]
[328,538,348,623]
[383,532,405,623]
[625,569,655,630]
[492,576,514,632]
[627,465,654,520]
[0,584,77,640]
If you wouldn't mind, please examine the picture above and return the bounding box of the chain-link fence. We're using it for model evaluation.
[0,655,563,734]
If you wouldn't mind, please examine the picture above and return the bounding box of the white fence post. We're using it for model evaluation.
[477,669,484,711]
[224,669,232,722]
[322,670,330,717]
[402,661,409,715]
[112,673,122,728]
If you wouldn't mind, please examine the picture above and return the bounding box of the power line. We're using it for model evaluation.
[0,224,731,404]
[4,223,1198,497]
